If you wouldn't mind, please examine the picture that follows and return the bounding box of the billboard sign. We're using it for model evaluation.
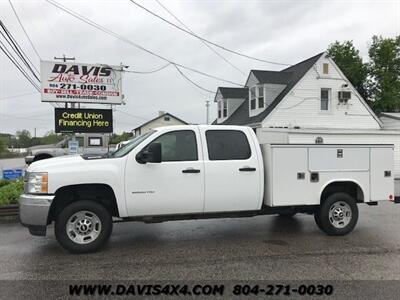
[41,60,123,104]
[55,108,113,133]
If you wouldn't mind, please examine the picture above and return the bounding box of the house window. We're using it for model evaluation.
[320,88,330,111]
[164,116,170,121]
[218,101,222,118]
[323,63,329,74]
[250,87,256,110]
[223,99,227,117]
[257,85,264,108]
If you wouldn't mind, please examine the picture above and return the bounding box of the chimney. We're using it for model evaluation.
[158,111,165,116]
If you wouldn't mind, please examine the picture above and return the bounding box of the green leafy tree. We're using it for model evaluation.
[15,130,32,148]
[327,40,369,100]
[110,132,133,144]
[367,35,400,112]
[0,139,5,154]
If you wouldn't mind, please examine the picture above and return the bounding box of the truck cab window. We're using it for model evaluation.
[149,130,198,162]
[206,130,251,160]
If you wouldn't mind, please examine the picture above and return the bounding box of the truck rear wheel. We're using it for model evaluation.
[54,200,112,253]
[315,192,358,235]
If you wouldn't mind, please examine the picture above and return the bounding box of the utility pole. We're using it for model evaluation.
[54,55,76,147]
[54,55,75,109]
[205,100,210,125]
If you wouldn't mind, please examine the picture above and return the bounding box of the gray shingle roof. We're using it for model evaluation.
[215,87,248,101]
[249,70,293,85]
[219,52,325,126]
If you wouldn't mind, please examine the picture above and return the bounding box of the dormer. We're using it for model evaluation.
[214,87,248,124]
[245,70,290,117]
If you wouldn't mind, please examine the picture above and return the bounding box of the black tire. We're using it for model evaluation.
[315,192,358,236]
[55,200,113,253]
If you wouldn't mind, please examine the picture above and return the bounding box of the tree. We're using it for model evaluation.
[15,130,32,148]
[110,132,133,144]
[367,35,400,112]
[0,139,5,154]
[327,40,369,100]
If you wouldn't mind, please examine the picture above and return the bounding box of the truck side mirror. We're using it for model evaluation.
[136,142,162,164]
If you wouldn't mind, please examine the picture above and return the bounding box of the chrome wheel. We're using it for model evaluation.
[66,211,102,245]
[328,201,352,229]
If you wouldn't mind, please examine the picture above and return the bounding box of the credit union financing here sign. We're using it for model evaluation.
[41,60,123,104]
[55,108,113,133]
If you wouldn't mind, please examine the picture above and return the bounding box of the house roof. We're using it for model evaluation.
[380,112,400,121]
[247,70,293,85]
[214,87,248,102]
[219,52,325,126]
[133,112,188,131]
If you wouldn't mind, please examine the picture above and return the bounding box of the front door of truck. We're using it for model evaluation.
[125,128,205,216]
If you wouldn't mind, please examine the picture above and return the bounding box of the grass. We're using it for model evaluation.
[0,179,23,206]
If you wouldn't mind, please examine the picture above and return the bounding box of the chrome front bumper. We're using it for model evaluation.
[19,194,54,236]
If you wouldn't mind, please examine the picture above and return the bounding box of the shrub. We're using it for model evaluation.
[0,179,24,206]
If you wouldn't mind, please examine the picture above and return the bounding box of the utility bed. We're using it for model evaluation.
[261,144,394,207]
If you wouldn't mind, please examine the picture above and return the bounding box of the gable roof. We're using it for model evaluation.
[214,87,248,102]
[220,52,325,126]
[133,112,188,131]
[246,70,293,86]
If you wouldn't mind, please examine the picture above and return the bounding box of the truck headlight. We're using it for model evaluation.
[27,172,48,194]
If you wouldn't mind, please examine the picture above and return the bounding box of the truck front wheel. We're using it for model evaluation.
[54,200,113,253]
[315,192,358,236]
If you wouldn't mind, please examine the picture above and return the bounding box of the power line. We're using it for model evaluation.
[0,21,40,80]
[125,62,171,74]
[0,41,40,92]
[130,0,291,67]
[8,0,41,61]
[114,109,149,121]
[173,64,214,93]
[155,0,245,75]
[45,0,242,87]
[0,91,39,101]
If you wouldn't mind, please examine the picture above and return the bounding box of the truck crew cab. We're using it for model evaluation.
[19,125,395,253]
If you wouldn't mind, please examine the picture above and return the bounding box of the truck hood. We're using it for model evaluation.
[28,143,58,150]
[28,155,84,172]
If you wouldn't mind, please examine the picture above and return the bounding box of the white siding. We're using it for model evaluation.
[135,116,186,136]
[262,56,380,129]
[249,84,286,118]
[245,72,259,87]
[216,98,245,124]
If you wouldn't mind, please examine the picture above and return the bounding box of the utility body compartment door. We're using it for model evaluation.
[370,147,394,201]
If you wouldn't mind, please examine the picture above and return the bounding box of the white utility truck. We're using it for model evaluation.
[19,125,397,253]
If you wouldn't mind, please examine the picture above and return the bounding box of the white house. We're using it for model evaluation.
[133,111,188,136]
[213,53,400,180]
[214,52,381,129]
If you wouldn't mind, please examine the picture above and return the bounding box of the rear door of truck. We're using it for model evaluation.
[199,126,264,212]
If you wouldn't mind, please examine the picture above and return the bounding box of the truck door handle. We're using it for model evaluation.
[182,168,200,173]
[239,167,256,172]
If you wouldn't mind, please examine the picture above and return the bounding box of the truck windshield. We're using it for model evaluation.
[111,130,156,158]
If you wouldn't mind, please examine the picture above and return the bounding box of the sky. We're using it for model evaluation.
[0,0,399,136]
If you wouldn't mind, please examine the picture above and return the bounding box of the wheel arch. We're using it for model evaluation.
[48,183,119,224]
[320,179,365,204]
